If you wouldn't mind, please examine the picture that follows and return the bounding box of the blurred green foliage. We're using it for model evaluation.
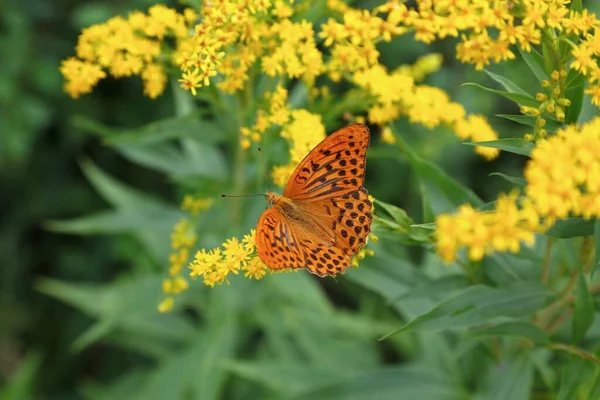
[3,1,600,399]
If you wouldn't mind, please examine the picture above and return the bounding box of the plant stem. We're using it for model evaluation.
[541,238,553,284]
[549,343,600,366]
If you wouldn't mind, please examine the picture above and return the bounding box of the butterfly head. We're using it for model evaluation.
[265,191,281,207]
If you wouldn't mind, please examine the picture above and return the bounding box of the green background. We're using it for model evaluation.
[2,0,600,399]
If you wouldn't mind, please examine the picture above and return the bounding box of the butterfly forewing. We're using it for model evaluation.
[256,208,306,269]
[283,124,370,201]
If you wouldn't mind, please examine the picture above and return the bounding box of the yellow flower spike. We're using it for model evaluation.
[158,297,174,313]
[536,93,546,101]
[537,118,546,128]
[524,133,534,141]
[162,279,174,294]
[380,127,396,144]
[557,98,571,107]
[538,129,547,138]
[541,80,551,88]
[551,70,560,80]
[555,107,565,121]
[552,87,561,97]
[546,103,556,113]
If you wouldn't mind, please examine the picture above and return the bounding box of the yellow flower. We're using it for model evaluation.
[242,257,268,279]
[158,297,174,313]
[436,191,539,263]
[60,58,107,98]
[525,118,600,220]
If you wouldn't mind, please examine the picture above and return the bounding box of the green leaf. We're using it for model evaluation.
[518,47,549,82]
[226,362,356,397]
[589,368,600,399]
[478,354,534,400]
[558,357,595,400]
[290,366,466,400]
[104,114,225,146]
[135,314,238,400]
[0,351,42,400]
[495,114,563,133]
[114,139,228,181]
[469,322,550,345]
[570,0,583,12]
[382,283,551,338]
[545,218,596,238]
[594,220,600,278]
[564,70,586,124]
[484,70,532,96]
[374,199,413,227]
[391,275,471,303]
[462,82,539,107]
[45,161,183,260]
[489,172,527,187]
[464,139,534,157]
[390,125,483,218]
[573,262,595,343]
[35,276,194,351]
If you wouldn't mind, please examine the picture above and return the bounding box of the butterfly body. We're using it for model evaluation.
[256,124,373,277]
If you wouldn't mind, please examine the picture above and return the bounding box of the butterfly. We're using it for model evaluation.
[256,123,373,277]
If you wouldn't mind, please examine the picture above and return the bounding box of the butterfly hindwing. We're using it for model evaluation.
[256,208,306,270]
[283,124,370,201]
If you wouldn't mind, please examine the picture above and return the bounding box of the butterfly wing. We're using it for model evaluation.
[283,124,370,201]
[256,208,306,270]
[299,187,373,257]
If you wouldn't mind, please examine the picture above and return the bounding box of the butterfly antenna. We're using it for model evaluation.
[220,193,265,198]
[257,147,272,192]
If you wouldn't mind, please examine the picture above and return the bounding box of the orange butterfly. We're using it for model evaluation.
[256,124,373,277]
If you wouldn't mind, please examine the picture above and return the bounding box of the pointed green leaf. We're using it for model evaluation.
[226,362,356,397]
[469,322,550,345]
[546,218,596,238]
[391,125,483,216]
[477,354,534,400]
[0,351,42,400]
[495,114,563,132]
[104,114,224,146]
[374,199,413,227]
[484,70,532,96]
[570,0,583,12]
[564,70,586,124]
[114,139,227,181]
[573,263,594,343]
[489,172,527,187]
[382,283,551,338]
[558,357,595,400]
[518,47,549,82]
[290,366,466,400]
[463,83,539,107]
[391,275,471,303]
[464,138,534,157]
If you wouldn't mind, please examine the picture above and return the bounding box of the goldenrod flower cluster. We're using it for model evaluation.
[61,5,196,99]
[189,230,268,286]
[436,117,600,263]
[525,117,600,222]
[158,195,212,313]
[436,192,539,263]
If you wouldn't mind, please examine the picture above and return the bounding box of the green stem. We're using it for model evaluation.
[541,238,553,285]
[541,28,562,75]
[549,343,600,366]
